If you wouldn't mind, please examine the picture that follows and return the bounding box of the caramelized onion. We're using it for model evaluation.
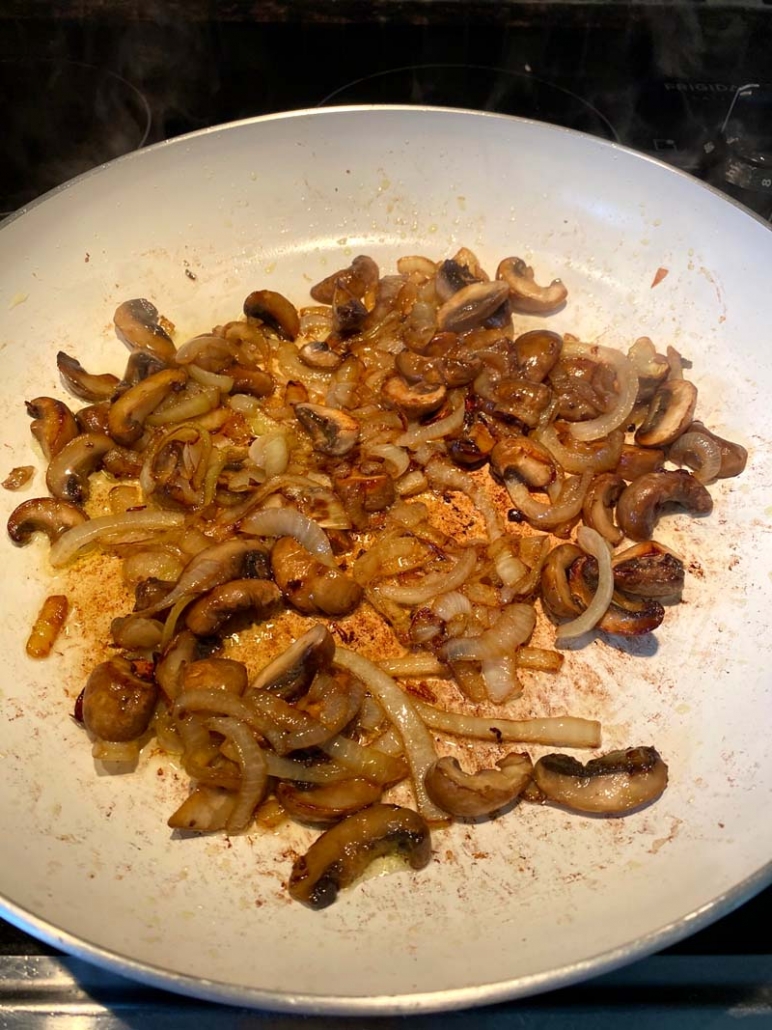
[561,341,639,441]
[556,526,614,642]
[49,511,185,567]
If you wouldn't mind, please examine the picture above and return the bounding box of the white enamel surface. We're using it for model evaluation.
[0,108,770,1014]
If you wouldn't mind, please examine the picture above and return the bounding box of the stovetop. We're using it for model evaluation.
[1,2,771,1021]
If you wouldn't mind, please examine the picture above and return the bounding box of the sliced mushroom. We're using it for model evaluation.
[45,432,114,503]
[82,657,159,742]
[26,397,79,460]
[243,289,300,340]
[185,579,282,636]
[610,541,685,599]
[276,778,383,825]
[299,340,343,371]
[628,336,670,404]
[669,420,748,482]
[424,752,533,818]
[473,369,552,428]
[490,435,555,489]
[107,367,188,445]
[271,536,363,616]
[446,418,496,470]
[614,444,666,482]
[114,299,177,362]
[635,379,698,447]
[310,255,379,306]
[616,470,713,541]
[7,497,88,544]
[332,280,370,335]
[75,401,112,436]
[382,376,447,420]
[436,280,510,334]
[582,473,625,546]
[56,352,120,402]
[435,258,480,302]
[540,543,583,619]
[117,349,170,393]
[181,658,249,695]
[288,803,431,909]
[497,257,568,314]
[394,350,443,385]
[511,329,563,383]
[568,557,665,635]
[249,624,336,699]
[229,365,274,398]
[532,747,668,814]
[295,403,360,457]
[102,445,145,480]
[334,470,396,529]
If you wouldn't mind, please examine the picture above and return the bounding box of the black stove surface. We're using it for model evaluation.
[0,2,770,1020]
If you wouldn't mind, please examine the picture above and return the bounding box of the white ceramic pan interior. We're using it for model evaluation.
[0,107,770,1014]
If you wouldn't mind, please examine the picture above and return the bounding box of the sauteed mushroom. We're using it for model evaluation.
[635,379,698,447]
[295,403,360,456]
[610,542,685,599]
[243,289,300,340]
[497,257,568,313]
[248,624,336,699]
[107,367,187,445]
[616,470,713,541]
[185,579,282,636]
[511,329,563,383]
[7,497,88,544]
[436,280,509,334]
[288,804,431,909]
[182,657,249,695]
[276,778,383,825]
[531,747,668,814]
[271,536,362,616]
[582,473,625,545]
[82,657,159,742]
[669,420,748,483]
[382,376,447,419]
[114,299,177,362]
[490,435,555,490]
[299,341,343,371]
[26,397,79,460]
[45,432,114,503]
[56,352,120,402]
[424,753,533,818]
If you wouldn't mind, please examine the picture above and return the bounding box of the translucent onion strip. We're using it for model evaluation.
[561,341,639,442]
[378,548,477,606]
[240,506,335,565]
[333,647,446,822]
[396,392,465,449]
[49,511,185,567]
[204,716,268,832]
[414,701,602,749]
[556,526,614,642]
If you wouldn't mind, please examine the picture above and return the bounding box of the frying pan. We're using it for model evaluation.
[0,107,770,1015]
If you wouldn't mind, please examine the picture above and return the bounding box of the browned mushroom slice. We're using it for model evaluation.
[635,379,698,447]
[276,779,383,826]
[185,579,282,636]
[243,289,300,340]
[582,472,626,545]
[490,435,555,489]
[511,329,563,383]
[82,657,159,742]
[7,497,88,544]
[26,397,79,460]
[288,803,431,909]
[424,752,533,818]
[434,258,481,302]
[497,257,568,314]
[669,420,748,483]
[382,375,447,419]
[45,432,114,503]
[614,444,666,482]
[334,470,396,529]
[248,624,336,700]
[181,657,249,696]
[228,365,274,399]
[295,403,360,457]
[436,280,509,334]
[532,747,668,814]
[271,536,363,617]
[446,418,496,470]
[310,255,379,306]
[114,299,177,363]
[298,341,343,371]
[610,541,685,599]
[108,367,188,446]
[616,470,713,541]
[56,352,120,402]
[541,543,584,619]
[568,556,665,635]
[474,369,552,428]
[332,280,370,335]
[75,401,112,436]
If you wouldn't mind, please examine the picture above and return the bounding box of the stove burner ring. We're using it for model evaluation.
[318,63,619,143]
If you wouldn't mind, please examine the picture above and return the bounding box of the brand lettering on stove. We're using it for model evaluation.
[664,82,735,93]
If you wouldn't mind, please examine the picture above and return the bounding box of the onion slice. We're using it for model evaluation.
[240,506,335,566]
[414,701,601,748]
[49,511,185,567]
[556,526,614,642]
[561,341,639,442]
[333,647,446,822]
[204,716,268,833]
[396,392,465,449]
[378,548,477,606]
